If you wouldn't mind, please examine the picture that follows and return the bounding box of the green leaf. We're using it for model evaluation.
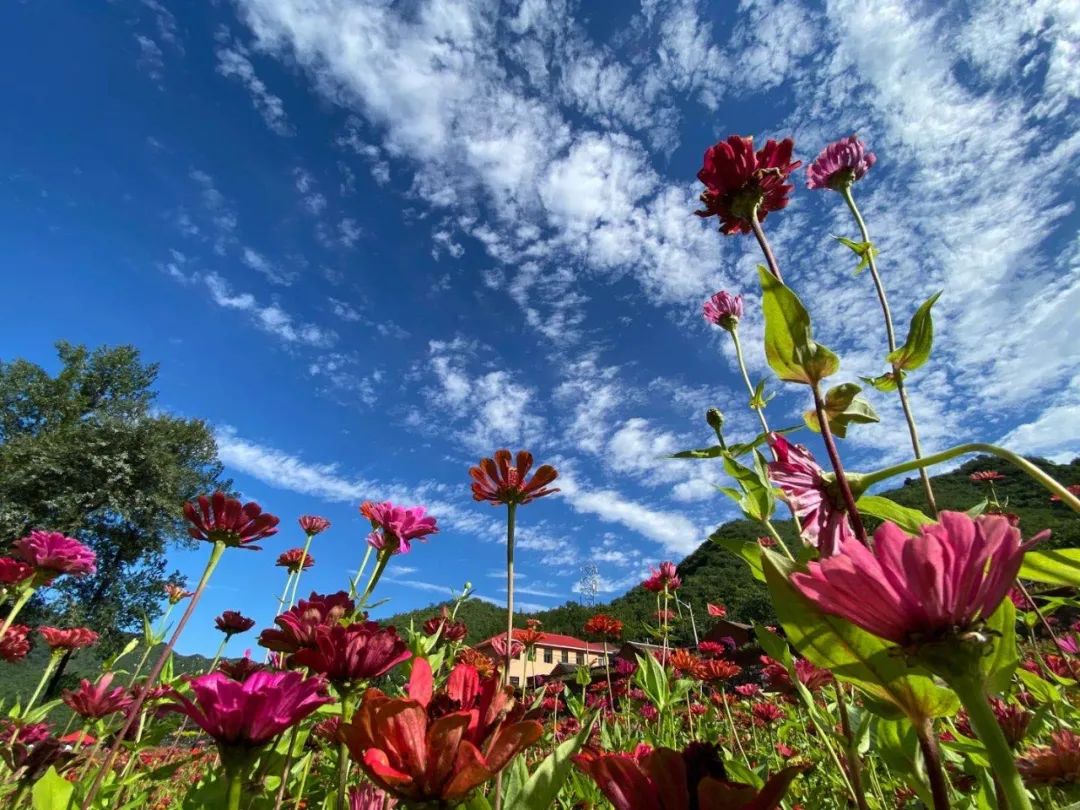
[31,767,74,810]
[633,653,669,712]
[758,266,840,385]
[508,718,596,810]
[710,534,765,582]
[802,382,879,438]
[855,495,935,535]
[720,452,775,523]
[887,291,942,372]
[834,235,879,274]
[981,600,1018,694]
[1019,549,1080,587]
[1017,668,1061,704]
[873,717,935,809]
[761,549,958,722]
[668,445,725,459]
[859,371,904,392]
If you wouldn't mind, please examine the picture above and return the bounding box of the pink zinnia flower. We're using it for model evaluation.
[970,470,1005,483]
[276,547,316,572]
[39,627,99,651]
[791,511,1042,648]
[767,433,855,557]
[0,557,35,586]
[62,673,133,720]
[292,622,410,687]
[0,624,32,662]
[469,449,559,506]
[183,492,279,550]
[702,291,743,331]
[1017,729,1080,786]
[258,591,355,657]
[806,135,876,191]
[214,610,256,638]
[490,634,524,660]
[360,501,438,555]
[298,515,331,535]
[11,531,96,581]
[695,135,801,235]
[707,602,727,618]
[642,561,681,593]
[161,670,332,752]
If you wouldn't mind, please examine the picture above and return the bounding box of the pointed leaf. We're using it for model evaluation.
[887,291,942,372]
[860,371,903,392]
[668,445,725,459]
[511,718,597,810]
[31,767,74,810]
[803,382,879,438]
[1019,549,1080,587]
[758,266,840,385]
[855,496,934,535]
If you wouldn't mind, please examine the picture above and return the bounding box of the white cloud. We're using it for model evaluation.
[242,246,296,286]
[216,43,292,136]
[203,273,335,347]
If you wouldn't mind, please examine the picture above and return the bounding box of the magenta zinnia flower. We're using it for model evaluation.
[490,634,524,660]
[215,610,256,638]
[360,501,438,554]
[0,557,34,586]
[292,622,410,688]
[791,511,1041,649]
[298,515,331,535]
[161,670,332,752]
[642,561,681,592]
[469,449,559,506]
[695,135,801,235]
[11,531,96,581]
[62,673,133,720]
[767,433,855,557]
[0,625,32,662]
[806,135,876,191]
[258,591,355,657]
[183,492,279,550]
[702,291,743,331]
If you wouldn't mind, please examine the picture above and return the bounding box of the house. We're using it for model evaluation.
[474,631,616,689]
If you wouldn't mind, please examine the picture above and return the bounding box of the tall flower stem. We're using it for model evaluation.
[206,636,229,675]
[82,540,227,810]
[357,550,391,610]
[23,649,62,717]
[859,443,1080,512]
[948,677,1033,810]
[503,502,518,684]
[811,384,869,543]
[276,571,296,615]
[335,695,355,810]
[0,586,34,640]
[840,186,937,515]
[285,533,315,610]
[915,718,952,810]
[749,208,783,282]
[833,683,870,810]
[127,601,176,689]
[224,761,245,810]
[348,546,375,601]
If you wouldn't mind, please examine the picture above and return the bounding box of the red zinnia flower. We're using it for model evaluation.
[360,501,438,554]
[276,548,316,573]
[258,591,355,657]
[697,641,727,658]
[0,557,34,586]
[695,135,801,235]
[0,625,32,662]
[970,470,1005,483]
[1017,729,1080,786]
[752,701,785,726]
[670,649,700,676]
[62,673,133,720]
[298,515,331,536]
[735,683,761,698]
[470,449,559,506]
[805,135,876,191]
[642,561,681,593]
[12,531,96,581]
[214,611,256,638]
[218,654,265,682]
[422,607,468,643]
[516,627,543,649]
[39,627,99,651]
[456,646,497,679]
[1050,484,1080,502]
[707,602,727,618]
[292,622,410,687]
[695,659,741,682]
[702,291,743,331]
[183,492,279,550]
[583,614,623,640]
[767,433,855,557]
[341,657,544,803]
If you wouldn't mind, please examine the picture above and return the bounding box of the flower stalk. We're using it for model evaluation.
[749,208,783,282]
[0,586,34,640]
[285,532,316,610]
[811,383,869,543]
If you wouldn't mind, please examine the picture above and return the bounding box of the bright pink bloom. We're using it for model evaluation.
[183,492,279,550]
[292,622,410,686]
[0,557,34,586]
[11,531,96,581]
[642,561,681,592]
[39,627,98,651]
[806,135,876,191]
[215,610,255,637]
[258,591,355,657]
[767,433,855,557]
[734,683,761,698]
[792,511,1041,647]
[276,547,315,572]
[0,625,32,662]
[360,501,438,555]
[695,135,801,235]
[62,673,133,719]
[702,291,743,331]
[161,670,332,750]
[1056,634,1080,656]
[470,449,559,506]
[298,515,331,535]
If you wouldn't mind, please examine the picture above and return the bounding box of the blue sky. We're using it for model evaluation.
[2,0,1077,655]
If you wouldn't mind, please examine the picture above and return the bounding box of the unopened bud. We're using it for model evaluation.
[706,408,724,432]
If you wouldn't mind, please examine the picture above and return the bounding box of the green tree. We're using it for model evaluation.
[0,342,227,668]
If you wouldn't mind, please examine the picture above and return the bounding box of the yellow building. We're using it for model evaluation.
[475,631,616,689]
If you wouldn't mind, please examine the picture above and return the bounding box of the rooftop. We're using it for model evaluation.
[475,630,616,653]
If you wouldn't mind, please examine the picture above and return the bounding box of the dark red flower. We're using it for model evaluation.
[62,673,133,720]
[470,450,559,506]
[0,625,32,662]
[183,492,279,550]
[38,627,99,651]
[583,614,624,640]
[276,548,316,572]
[752,702,785,726]
[694,659,741,682]
[215,610,256,637]
[1017,729,1080,786]
[0,557,34,586]
[341,658,544,803]
[258,591,355,657]
[292,622,410,688]
[298,515,331,535]
[695,135,801,235]
[422,607,468,643]
[218,654,265,682]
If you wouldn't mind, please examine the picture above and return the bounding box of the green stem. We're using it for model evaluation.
[834,683,870,810]
[914,717,952,810]
[348,546,374,601]
[811,383,869,544]
[860,443,1080,511]
[336,696,355,810]
[841,185,938,516]
[286,534,315,610]
[748,207,783,282]
[226,763,244,810]
[763,520,795,561]
[23,649,61,717]
[207,635,229,675]
[356,551,391,615]
[0,586,35,640]
[504,502,517,686]
[276,571,296,614]
[949,677,1033,810]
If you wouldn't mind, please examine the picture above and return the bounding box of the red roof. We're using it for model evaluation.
[476,631,615,653]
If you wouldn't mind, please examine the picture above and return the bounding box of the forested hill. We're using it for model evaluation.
[379,454,1080,647]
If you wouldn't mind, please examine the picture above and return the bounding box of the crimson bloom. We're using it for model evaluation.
[575,741,806,810]
[162,670,332,757]
[490,634,524,660]
[183,492,279,550]
[298,515,331,535]
[218,654,265,682]
[0,625,32,662]
[791,511,1040,650]
[767,433,855,557]
[470,449,559,506]
[1017,729,1080,786]
[695,135,801,235]
[702,291,743,331]
[423,607,467,643]
[258,591,355,657]
[805,135,876,191]
[706,603,727,618]
[584,614,624,640]
[39,627,99,651]
[340,657,543,803]
[292,622,410,688]
[642,561,681,593]
[11,531,96,581]
[276,548,316,573]
[215,611,256,638]
[360,501,439,555]
[62,673,133,720]
[0,557,34,586]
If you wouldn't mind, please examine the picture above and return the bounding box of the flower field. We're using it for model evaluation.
[2,134,1079,810]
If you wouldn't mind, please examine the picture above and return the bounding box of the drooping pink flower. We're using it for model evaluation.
[164,582,194,604]
[258,591,355,657]
[0,625,32,662]
[298,515,331,536]
[62,673,133,719]
[642,561,681,592]
[469,449,559,506]
[276,547,315,572]
[702,291,743,331]
[39,627,99,651]
[0,557,34,586]
[791,511,1042,648]
[490,634,524,660]
[11,531,96,581]
[161,670,332,752]
[183,492,279,550]
[360,501,438,555]
[291,622,411,687]
[215,611,256,638]
[806,135,877,191]
[767,433,855,557]
[695,135,801,235]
